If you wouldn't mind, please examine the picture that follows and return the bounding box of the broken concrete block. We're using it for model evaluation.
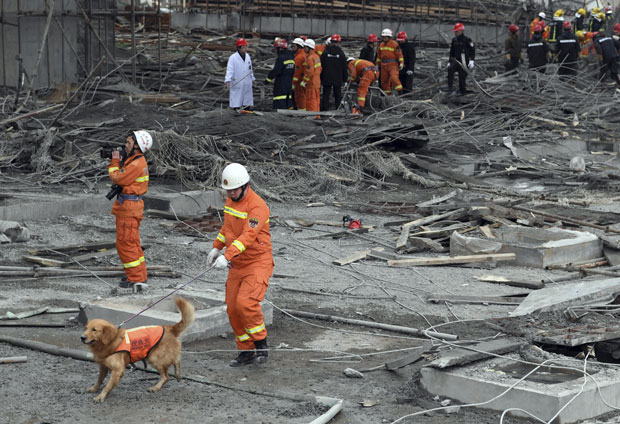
[343,368,364,378]
[143,190,224,217]
[450,231,502,255]
[0,220,30,242]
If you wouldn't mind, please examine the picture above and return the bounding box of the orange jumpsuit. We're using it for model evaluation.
[315,44,326,57]
[109,153,149,283]
[292,49,307,110]
[348,59,378,108]
[529,18,550,40]
[302,50,322,112]
[376,39,403,94]
[213,187,273,351]
[115,326,164,364]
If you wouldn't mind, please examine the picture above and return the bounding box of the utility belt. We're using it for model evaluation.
[118,193,143,205]
[362,66,379,74]
[381,59,397,64]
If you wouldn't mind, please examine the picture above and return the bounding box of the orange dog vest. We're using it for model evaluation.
[115,325,164,364]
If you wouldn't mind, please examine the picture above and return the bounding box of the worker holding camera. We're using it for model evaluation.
[107,130,152,292]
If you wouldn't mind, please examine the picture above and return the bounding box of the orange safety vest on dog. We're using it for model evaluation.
[115,325,164,364]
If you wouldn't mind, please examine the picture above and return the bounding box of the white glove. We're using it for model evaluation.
[300,80,307,88]
[207,248,221,267]
[406,70,414,75]
[468,60,474,70]
[398,63,404,70]
[213,255,229,269]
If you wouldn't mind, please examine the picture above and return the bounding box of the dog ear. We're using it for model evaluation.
[102,324,118,345]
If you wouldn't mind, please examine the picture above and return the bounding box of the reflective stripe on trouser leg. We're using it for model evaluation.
[389,66,403,91]
[225,264,272,350]
[116,216,146,283]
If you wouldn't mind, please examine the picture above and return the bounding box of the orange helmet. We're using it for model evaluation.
[236,38,248,47]
[453,22,465,32]
[396,31,407,41]
[367,33,379,42]
[509,24,519,33]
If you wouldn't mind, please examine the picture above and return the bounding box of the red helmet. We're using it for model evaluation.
[300,35,307,41]
[562,21,572,30]
[509,24,519,33]
[236,38,248,47]
[367,33,379,42]
[396,31,407,41]
[453,22,465,32]
[330,34,341,42]
[274,38,288,49]
[533,24,544,33]
[614,23,620,33]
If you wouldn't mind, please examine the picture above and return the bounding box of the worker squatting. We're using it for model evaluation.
[224,7,620,116]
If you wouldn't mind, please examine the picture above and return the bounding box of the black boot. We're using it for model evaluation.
[230,350,256,367]
[254,338,268,364]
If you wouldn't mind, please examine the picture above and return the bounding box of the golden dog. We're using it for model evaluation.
[81,296,195,402]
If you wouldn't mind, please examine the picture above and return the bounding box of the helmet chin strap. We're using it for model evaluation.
[230,183,249,202]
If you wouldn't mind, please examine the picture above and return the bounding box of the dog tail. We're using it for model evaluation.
[171,297,195,337]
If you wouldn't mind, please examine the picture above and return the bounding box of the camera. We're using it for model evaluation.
[105,184,123,201]
[100,147,127,162]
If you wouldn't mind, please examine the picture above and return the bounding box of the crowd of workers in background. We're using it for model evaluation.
[224,4,619,115]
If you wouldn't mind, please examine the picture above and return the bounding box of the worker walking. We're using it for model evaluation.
[447,22,475,95]
[360,34,378,63]
[376,28,404,95]
[396,31,416,93]
[347,57,378,115]
[291,38,307,110]
[301,39,322,113]
[207,163,273,367]
[266,38,295,110]
[504,24,522,73]
[320,34,348,111]
[527,24,550,73]
[108,131,152,292]
[557,21,580,80]
[225,38,255,110]
[594,30,620,86]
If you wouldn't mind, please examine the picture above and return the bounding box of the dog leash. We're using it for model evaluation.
[116,264,216,329]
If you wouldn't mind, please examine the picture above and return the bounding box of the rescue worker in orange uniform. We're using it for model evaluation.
[108,130,152,292]
[530,12,546,39]
[291,38,307,110]
[376,28,404,95]
[300,38,322,113]
[207,163,273,367]
[347,57,378,115]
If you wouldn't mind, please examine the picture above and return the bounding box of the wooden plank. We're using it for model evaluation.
[0,356,27,364]
[387,253,516,267]
[395,225,410,250]
[65,248,118,266]
[426,294,525,306]
[28,241,116,255]
[402,154,488,186]
[474,275,544,290]
[428,339,523,368]
[479,225,496,239]
[402,208,466,230]
[21,255,67,267]
[416,190,460,207]
[333,249,371,266]
[385,341,432,371]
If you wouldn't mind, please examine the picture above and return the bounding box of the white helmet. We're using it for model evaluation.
[292,37,305,47]
[133,130,153,153]
[381,28,393,37]
[304,38,316,49]
[221,163,250,190]
[538,12,546,19]
[326,38,331,45]
[347,57,355,62]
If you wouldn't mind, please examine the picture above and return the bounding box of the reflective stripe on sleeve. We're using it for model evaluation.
[232,240,246,253]
[217,233,226,243]
[135,175,149,183]
[108,166,120,173]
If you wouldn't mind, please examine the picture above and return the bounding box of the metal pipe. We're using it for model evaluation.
[131,0,136,84]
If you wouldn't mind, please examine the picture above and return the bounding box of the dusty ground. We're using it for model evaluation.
[2,175,613,424]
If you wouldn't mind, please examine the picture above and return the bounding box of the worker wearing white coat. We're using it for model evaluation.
[225,38,255,109]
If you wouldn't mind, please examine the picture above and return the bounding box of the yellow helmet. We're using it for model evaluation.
[597,12,606,21]
[577,8,586,16]
[554,9,564,17]
[592,7,600,15]
[576,30,585,39]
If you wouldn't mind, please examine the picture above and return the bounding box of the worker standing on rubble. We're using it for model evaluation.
[396,31,416,93]
[527,24,550,73]
[225,38,255,110]
[530,12,546,39]
[266,38,295,110]
[376,28,404,95]
[593,30,620,86]
[614,23,620,43]
[447,22,475,95]
[504,24,522,73]
[320,34,348,111]
[360,34,378,63]
[604,6,614,34]
[301,39,322,114]
[347,57,378,115]
[109,131,152,292]
[573,8,586,34]
[590,11,605,33]
[557,21,580,80]
[291,38,307,110]
[207,163,273,367]
[547,9,565,56]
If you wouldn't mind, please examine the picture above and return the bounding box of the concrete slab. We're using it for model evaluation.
[0,196,111,221]
[78,289,273,343]
[143,190,224,217]
[421,355,620,423]
[510,278,620,317]
[451,226,602,268]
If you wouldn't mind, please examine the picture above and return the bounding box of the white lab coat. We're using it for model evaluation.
[225,51,255,108]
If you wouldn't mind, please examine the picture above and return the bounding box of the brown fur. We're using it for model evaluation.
[81,296,195,402]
